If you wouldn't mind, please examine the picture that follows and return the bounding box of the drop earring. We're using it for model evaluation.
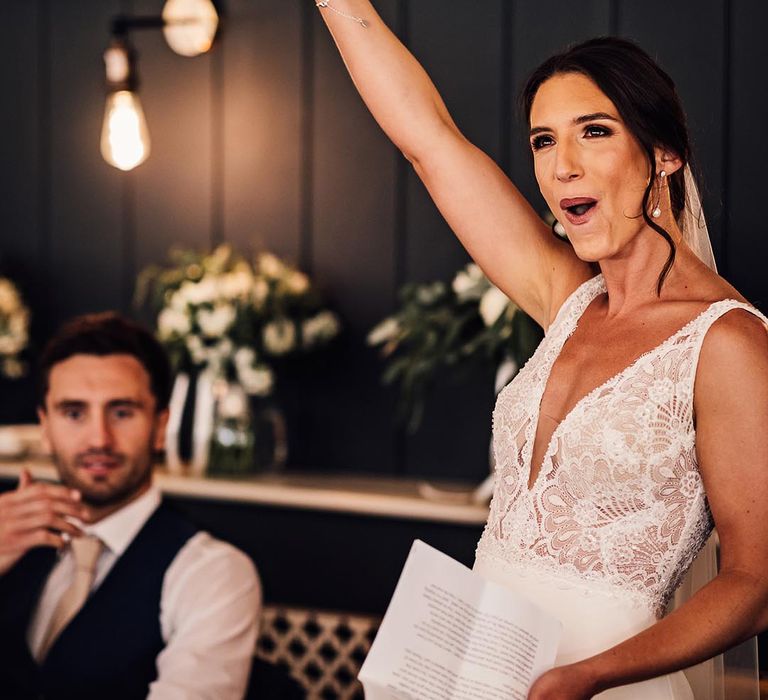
[652,170,667,218]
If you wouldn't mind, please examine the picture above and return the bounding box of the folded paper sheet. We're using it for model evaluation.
[359,540,562,699]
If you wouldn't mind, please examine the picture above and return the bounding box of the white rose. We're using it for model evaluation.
[416,281,445,305]
[286,270,310,295]
[3,313,28,352]
[175,282,192,306]
[452,265,488,301]
[197,304,236,337]
[2,357,24,378]
[169,288,187,311]
[234,346,257,369]
[157,307,191,339]
[467,263,484,280]
[452,270,475,297]
[207,244,232,273]
[367,317,400,346]
[0,279,20,313]
[183,276,219,306]
[302,311,340,347]
[479,286,511,327]
[258,252,284,279]
[252,277,269,307]
[263,319,296,355]
[238,365,273,396]
[220,269,253,299]
[9,310,28,337]
[0,334,23,355]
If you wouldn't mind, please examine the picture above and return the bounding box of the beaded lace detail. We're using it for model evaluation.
[475,274,768,617]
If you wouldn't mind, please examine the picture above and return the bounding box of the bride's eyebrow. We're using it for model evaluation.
[574,112,620,124]
[529,112,620,136]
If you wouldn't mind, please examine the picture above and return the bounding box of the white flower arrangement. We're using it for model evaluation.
[136,245,341,396]
[0,277,30,379]
[367,262,540,431]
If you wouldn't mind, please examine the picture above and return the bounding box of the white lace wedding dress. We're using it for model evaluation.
[474,274,766,699]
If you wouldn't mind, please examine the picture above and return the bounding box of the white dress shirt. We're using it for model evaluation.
[27,486,261,699]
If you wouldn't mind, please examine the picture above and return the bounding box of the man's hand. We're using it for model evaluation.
[0,469,90,576]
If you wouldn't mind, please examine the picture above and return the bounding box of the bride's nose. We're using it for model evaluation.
[555,141,583,182]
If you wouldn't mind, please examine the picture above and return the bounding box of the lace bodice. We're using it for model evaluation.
[475,274,767,617]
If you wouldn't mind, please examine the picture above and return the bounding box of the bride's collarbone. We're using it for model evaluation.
[540,300,721,422]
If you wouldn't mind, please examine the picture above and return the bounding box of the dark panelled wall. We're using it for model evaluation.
[1,1,767,479]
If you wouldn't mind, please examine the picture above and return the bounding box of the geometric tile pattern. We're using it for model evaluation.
[256,605,381,700]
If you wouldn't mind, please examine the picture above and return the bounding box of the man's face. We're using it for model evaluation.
[38,354,168,516]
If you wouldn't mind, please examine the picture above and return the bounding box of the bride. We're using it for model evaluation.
[313,2,768,698]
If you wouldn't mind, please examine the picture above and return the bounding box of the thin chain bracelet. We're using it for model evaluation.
[315,1,369,28]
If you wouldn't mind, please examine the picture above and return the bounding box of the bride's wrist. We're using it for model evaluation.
[572,658,610,696]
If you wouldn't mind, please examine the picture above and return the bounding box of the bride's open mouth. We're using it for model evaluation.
[560,197,598,225]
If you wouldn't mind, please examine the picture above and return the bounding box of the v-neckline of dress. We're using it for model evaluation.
[525,275,736,493]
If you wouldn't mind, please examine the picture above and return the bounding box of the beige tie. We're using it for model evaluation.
[38,535,103,660]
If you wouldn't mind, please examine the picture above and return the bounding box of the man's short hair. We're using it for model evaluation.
[37,312,172,413]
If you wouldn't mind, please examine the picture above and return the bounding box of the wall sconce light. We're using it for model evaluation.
[162,0,220,57]
[101,0,220,171]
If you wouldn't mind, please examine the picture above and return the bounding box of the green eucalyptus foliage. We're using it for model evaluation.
[368,265,541,433]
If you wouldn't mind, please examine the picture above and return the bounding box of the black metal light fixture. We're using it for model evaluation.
[101,0,219,171]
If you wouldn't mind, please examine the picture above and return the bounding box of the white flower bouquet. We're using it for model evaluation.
[136,245,341,395]
[367,263,540,432]
[0,277,30,379]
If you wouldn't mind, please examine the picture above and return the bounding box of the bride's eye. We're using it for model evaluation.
[583,124,612,138]
[531,134,555,151]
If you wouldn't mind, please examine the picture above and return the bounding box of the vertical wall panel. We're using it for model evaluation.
[309,1,400,472]
[509,1,611,213]
[49,0,125,320]
[727,0,768,308]
[222,0,302,261]
[401,1,505,479]
[0,1,41,423]
[132,0,213,275]
[618,0,726,268]
[0,2,41,281]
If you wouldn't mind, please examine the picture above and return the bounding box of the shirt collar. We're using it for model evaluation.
[82,486,161,556]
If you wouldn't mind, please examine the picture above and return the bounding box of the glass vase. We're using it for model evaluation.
[208,379,254,475]
[207,379,288,476]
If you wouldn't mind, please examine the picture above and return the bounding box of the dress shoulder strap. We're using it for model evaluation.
[546,273,606,339]
[687,299,768,380]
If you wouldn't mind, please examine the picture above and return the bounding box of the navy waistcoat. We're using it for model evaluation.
[0,502,198,700]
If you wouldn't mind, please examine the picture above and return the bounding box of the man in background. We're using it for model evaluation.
[0,312,261,699]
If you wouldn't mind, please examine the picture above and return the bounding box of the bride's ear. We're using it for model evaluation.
[654,147,683,177]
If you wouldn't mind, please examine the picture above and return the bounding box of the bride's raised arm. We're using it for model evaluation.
[314,0,592,328]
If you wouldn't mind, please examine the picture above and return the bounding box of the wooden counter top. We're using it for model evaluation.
[0,459,490,526]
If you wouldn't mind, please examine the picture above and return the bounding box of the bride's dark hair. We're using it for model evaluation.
[522,37,693,293]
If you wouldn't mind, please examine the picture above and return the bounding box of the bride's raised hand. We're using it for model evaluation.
[527,662,598,700]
